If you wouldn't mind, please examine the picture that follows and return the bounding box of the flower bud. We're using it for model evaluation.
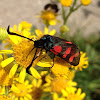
[81,0,91,6]
[60,25,69,33]
[0,27,8,40]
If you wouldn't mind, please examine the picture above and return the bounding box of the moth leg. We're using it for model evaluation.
[39,50,48,61]
[51,55,55,68]
[26,48,43,75]
[39,51,55,68]
[26,47,35,59]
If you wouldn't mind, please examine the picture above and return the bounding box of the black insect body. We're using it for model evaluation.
[34,35,80,66]
[44,3,59,13]
[7,26,80,74]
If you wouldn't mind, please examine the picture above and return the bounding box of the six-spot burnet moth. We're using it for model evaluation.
[7,25,80,74]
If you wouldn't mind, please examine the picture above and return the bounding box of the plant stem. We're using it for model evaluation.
[73,4,82,11]
[62,6,66,22]
[63,0,81,25]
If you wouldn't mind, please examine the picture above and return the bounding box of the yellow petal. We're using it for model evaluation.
[20,98,24,100]
[37,61,52,67]
[9,64,18,78]
[37,56,53,67]
[0,50,13,54]
[11,84,20,93]
[15,98,18,100]
[13,25,17,31]
[77,88,81,95]
[32,79,37,86]
[44,27,48,34]
[81,93,86,98]
[18,24,22,32]
[1,57,14,68]
[0,54,3,62]
[53,93,58,100]
[18,68,26,83]
[35,29,43,37]
[22,29,31,37]
[24,97,29,100]
[49,29,56,35]
[49,20,56,25]
[61,89,68,97]
[37,79,42,87]
[8,34,22,44]
[30,67,41,79]
[26,94,32,99]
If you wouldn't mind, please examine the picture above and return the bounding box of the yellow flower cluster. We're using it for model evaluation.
[0,21,88,100]
[60,0,73,7]
[81,0,91,6]
[60,0,91,7]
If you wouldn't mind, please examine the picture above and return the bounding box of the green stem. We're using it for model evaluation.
[64,10,72,25]
[5,86,8,96]
[63,0,82,25]
[62,6,66,22]
[73,4,82,11]
[45,21,50,28]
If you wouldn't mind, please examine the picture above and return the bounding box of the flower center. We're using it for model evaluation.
[12,40,35,68]
[41,11,56,21]
[0,95,12,100]
[31,87,43,100]
[51,78,68,93]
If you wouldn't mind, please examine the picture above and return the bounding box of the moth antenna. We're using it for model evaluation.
[7,25,34,42]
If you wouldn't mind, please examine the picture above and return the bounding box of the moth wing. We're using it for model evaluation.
[50,39,80,66]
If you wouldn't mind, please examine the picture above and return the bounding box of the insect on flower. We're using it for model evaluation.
[7,26,80,74]
[44,3,59,13]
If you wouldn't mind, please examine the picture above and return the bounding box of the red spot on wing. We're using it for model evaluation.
[53,46,62,53]
[63,47,71,58]
[65,41,72,44]
[50,49,58,55]
[69,52,79,62]
[50,46,62,55]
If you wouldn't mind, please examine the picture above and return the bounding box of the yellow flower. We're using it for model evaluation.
[3,22,31,48]
[0,27,8,40]
[0,95,12,100]
[60,0,73,7]
[20,21,32,31]
[51,78,77,93]
[35,26,56,39]
[81,0,91,6]
[0,54,14,86]
[9,80,32,100]
[62,88,86,100]
[0,29,41,81]
[0,25,56,82]
[41,10,58,26]
[37,54,75,79]
[28,71,49,100]
[50,57,72,79]
[8,24,31,45]
[0,43,42,81]
[43,75,77,93]
[0,86,5,95]
[30,78,43,100]
[72,52,88,71]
